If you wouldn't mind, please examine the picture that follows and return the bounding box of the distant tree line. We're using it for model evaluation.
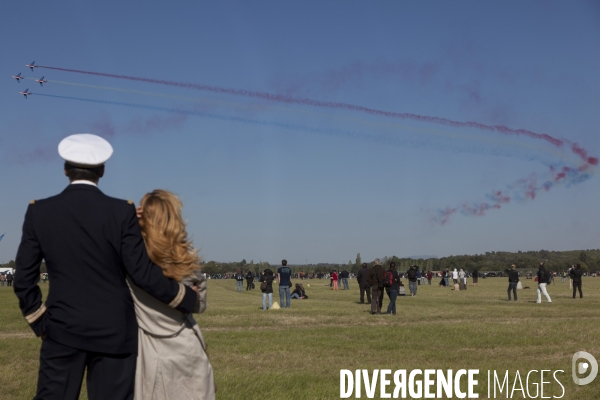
[382,249,599,273]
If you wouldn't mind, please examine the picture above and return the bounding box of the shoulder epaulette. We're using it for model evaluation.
[29,200,36,205]
[127,199,133,205]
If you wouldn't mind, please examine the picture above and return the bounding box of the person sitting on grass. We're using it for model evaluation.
[290,283,308,299]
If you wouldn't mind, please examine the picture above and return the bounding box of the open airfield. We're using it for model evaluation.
[0,277,599,399]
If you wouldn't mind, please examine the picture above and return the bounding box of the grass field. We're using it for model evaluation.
[0,277,599,399]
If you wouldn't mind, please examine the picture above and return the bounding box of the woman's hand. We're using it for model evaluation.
[136,206,143,219]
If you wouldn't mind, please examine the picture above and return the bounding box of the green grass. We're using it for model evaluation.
[1,278,599,399]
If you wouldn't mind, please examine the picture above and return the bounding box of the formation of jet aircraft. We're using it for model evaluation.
[13,62,49,98]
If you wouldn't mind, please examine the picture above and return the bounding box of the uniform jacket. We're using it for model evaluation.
[14,184,196,354]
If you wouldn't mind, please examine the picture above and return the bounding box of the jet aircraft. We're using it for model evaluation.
[12,73,24,82]
[35,76,48,86]
[25,61,37,71]
[19,88,32,99]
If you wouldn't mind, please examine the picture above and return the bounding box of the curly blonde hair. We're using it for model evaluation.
[138,190,201,282]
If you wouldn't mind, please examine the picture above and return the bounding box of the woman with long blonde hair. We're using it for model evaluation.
[128,189,215,400]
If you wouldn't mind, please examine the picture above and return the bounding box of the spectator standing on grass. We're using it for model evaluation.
[459,269,465,285]
[570,264,583,299]
[452,268,458,285]
[505,264,519,301]
[439,271,446,287]
[277,259,292,308]
[0,274,5,286]
[6,272,14,287]
[368,259,385,314]
[340,269,350,290]
[385,262,401,315]
[259,269,275,310]
[235,269,244,292]
[331,270,339,291]
[407,265,418,297]
[444,269,450,286]
[568,265,574,289]
[357,263,371,304]
[536,262,552,303]
[472,269,479,287]
[245,270,254,291]
[427,270,432,285]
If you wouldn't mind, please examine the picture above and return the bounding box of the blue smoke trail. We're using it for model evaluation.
[36,93,569,167]
[36,93,358,140]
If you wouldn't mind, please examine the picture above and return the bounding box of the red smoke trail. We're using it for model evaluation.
[432,161,595,226]
[39,65,597,166]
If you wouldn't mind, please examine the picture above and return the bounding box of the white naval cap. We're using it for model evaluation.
[58,134,113,168]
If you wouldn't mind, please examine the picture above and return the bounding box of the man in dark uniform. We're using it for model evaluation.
[368,259,385,314]
[356,262,371,304]
[14,134,198,400]
[6,271,13,287]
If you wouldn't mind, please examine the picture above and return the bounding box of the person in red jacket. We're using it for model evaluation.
[332,270,339,290]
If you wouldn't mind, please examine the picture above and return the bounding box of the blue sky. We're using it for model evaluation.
[1,1,599,264]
